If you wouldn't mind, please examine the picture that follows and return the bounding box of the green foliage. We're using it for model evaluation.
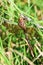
[0,0,43,65]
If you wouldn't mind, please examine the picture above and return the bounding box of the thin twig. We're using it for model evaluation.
[35,44,43,56]
[33,54,41,62]
[23,38,34,57]
[33,44,43,62]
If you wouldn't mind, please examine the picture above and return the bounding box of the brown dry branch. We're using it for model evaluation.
[23,38,34,57]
